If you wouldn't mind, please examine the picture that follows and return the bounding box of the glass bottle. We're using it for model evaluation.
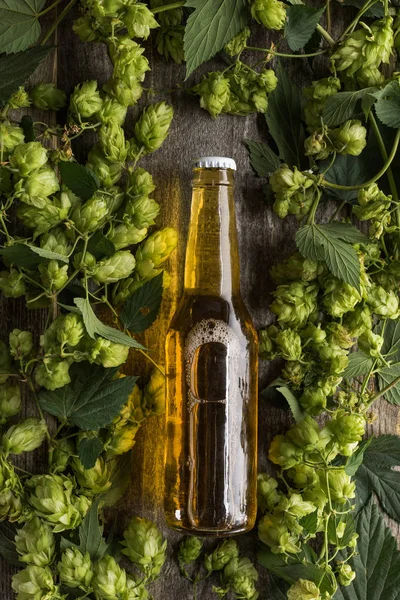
[164,157,258,535]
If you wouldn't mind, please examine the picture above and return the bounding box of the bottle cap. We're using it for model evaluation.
[192,156,237,170]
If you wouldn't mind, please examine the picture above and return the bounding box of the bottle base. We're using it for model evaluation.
[165,515,255,537]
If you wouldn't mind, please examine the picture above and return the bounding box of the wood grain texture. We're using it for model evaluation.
[1,4,400,598]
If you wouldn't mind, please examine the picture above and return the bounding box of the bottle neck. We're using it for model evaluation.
[184,168,240,298]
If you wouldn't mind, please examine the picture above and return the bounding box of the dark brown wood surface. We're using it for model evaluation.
[1,5,400,599]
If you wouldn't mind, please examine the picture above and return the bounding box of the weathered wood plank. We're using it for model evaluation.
[1,4,400,598]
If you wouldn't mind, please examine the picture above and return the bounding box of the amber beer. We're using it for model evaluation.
[164,157,258,535]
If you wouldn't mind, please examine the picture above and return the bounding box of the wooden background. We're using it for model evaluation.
[1,3,400,598]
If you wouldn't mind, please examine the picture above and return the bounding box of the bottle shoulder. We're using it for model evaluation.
[167,293,257,342]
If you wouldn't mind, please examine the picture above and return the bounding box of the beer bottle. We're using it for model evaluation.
[164,157,258,535]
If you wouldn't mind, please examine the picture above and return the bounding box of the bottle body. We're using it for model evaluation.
[164,163,258,535]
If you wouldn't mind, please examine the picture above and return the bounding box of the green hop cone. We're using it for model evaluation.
[0,269,26,298]
[223,557,259,600]
[2,418,47,455]
[331,119,367,156]
[27,473,86,532]
[156,26,185,64]
[72,455,111,496]
[70,80,103,118]
[57,547,93,589]
[57,313,85,348]
[39,260,69,291]
[367,284,399,318]
[30,83,66,110]
[12,566,60,600]
[287,579,321,600]
[92,555,127,600]
[258,327,276,359]
[70,192,109,234]
[14,166,60,208]
[277,492,315,519]
[133,101,174,154]
[271,281,318,328]
[72,15,102,41]
[88,338,130,368]
[122,516,167,579]
[270,165,315,219]
[0,121,25,155]
[250,0,286,30]
[275,329,302,361]
[319,469,355,504]
[98,122,129,163]
[224,27,251,56]
[109,223,148,250]
[92,250,136,284]
[8,86,31,109]
[286,416,321,451]
[178,536,203,565]
[17,193,71,238]
[9,329,33,359]
[287,464,318,489]
[97,97,127,126]
[126,167,156,197]
[103,75,144,108]
[257,473,280,512]
[338,563,356,586]
[125,575,149,599]
[332,16,393,86]
[353,183,391,221]
[258,512,300,554]
[135,227,177,278]
[0,487,23,522]
[86,144,123,187]
[15,517,55,567]
[142,368,165,416]
[109,36,150,83]
[358,329,384,357]
[322,275,362,318]
[10,142,48,177]
[35,358,71,391]
[122,3,159,39]
[268,434,303,469]
[106,420,139,456]
[327,410,365,449]
[204,539,239,572]
[0,382,21,424]
[50,437,75,474]
[193,72,230,118]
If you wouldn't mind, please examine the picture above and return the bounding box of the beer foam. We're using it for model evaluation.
[184,319,241,410]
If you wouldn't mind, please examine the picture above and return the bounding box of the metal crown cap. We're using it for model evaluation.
[192,156,237,170]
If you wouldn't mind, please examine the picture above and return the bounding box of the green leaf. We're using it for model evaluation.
[265,63,306,169]
[354,434,400,522]
[335,499,400,600]
[77,499,108,561]
[266,577,289,600]
[322,151,375,203]
[328,510,355,548]
[74,297,146,350]
[0,522,20,566]
[284,5,324,52]
[258,550,335,596]
[323,88,377,127]
[21,115,34,142]
[183,0,248,77]
[120,273,163,334]
[59,162,100,201]
[317,222,368,244]
[246,140,281,177]
[299,509,318,534]
[87,231,116,259]
[0,45,53,106]
[342,0,384,17]
[345,438,373,477]
[276,386,304,423]
[38,362,137,430]
[0,0,45,54]
[295,223,361,290]
[377,320,400,404]
[343,351,374,380]
[374,81,400,129]
[78,437,104,470]
[0,243,68,269]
